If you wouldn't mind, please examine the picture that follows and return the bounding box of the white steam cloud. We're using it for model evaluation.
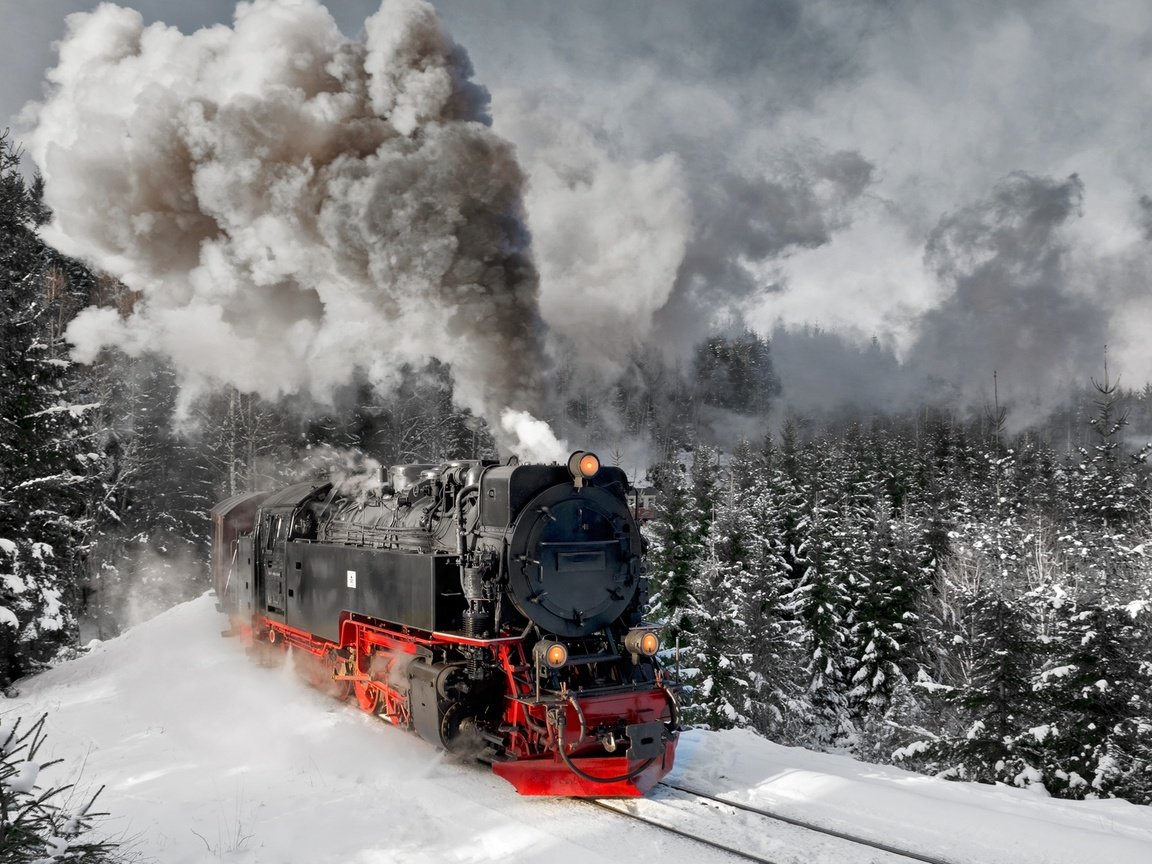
[30,0,557,460]
[301,445,385,503]
[499,408,568,464]
[494,91,692,378]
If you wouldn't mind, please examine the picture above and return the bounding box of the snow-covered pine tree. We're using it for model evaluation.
[645,454,700,642]
[681,440,784,730]
[786,483,855,747]
[849,505,932,735]
[0,133,95,684]
[1063,361,1145,598]
[954,590,1041,785]
[682,495,754,729]
[1033,600,1152,801]
[691,443,719,545]
[767,417,809,613]
[735,434,808,741]
[0,713,123,861]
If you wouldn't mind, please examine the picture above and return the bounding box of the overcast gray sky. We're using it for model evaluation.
[4,0,1151,419]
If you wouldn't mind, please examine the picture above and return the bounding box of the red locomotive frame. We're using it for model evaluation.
[234,609,677,796]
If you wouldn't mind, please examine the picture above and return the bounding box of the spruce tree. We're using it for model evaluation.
[849,507,930,723]
[744,435,808,740]
[0,714,122,861]
[646,456,699,641]
[955,592,1040,784]
[683,501,754,728]
[787,491,855,746]
[0,133,94,684]
[1034,602,1152,800]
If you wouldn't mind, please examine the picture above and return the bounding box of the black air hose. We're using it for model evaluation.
[554,699,657,785]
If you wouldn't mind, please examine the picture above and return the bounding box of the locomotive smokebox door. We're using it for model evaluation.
[505,482,642,638]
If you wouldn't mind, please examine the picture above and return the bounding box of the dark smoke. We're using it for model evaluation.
[654,149,876,350]
[909,172,1106,415]
[29,0,565,460]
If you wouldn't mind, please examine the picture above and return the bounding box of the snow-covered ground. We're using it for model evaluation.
[7,595,1151,863]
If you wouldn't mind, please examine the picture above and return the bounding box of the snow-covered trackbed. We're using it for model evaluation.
[593,781,959,864]
[6,594,1152,864]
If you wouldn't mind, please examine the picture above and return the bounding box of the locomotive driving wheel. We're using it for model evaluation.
[354,678,380,714]
[441,701,487,758]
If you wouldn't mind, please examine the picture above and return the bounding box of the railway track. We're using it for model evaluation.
[590,781,960,864]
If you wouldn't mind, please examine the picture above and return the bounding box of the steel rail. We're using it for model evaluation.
[587,781,963,864]
[586,797,781,864]
[662,781,959,864]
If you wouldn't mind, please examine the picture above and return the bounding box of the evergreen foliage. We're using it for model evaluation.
[646,456,699,641]
[693,329,782,416]
[0,133,94,684]
[0,714,124,861]
[787,492,856,745]
[642,395,1152,803]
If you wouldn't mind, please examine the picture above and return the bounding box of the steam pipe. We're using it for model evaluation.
[455,483,484,642]
[454,484,479,557]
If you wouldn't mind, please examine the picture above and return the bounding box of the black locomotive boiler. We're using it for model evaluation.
[210,451,679,795]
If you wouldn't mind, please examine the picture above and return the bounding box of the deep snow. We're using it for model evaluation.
[6,595,1152,863]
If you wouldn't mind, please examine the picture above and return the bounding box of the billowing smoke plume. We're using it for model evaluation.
[444,0,1152,432]
[301,445,385,504]
[653,146,875,351]
[30,0,554,458]
[910,172,1106,412]
[27,0,1152,454]
[499,408,568,464]
[496,87,875,377]
[494,91,692,379]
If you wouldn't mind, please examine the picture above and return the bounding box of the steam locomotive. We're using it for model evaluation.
[210,451,679,796]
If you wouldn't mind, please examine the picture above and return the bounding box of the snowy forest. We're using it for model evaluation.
[3,116,1151,821]
[646,403,1152,806]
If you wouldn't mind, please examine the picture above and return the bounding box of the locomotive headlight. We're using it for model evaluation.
[624,629,660,657]
[567,450,600,482]
[578,452,600,477]
[535,640,569,668]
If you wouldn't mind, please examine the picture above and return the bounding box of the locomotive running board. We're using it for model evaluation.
[491,742,675,797]
[430,632,525,646]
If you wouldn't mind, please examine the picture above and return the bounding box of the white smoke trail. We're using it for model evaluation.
[499,408,568,464]
[301,445,385,503]
[30,0,555,460]
[493,91,692,380]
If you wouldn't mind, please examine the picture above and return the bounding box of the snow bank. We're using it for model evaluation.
[6,594,1151,863]
[7,595,733,863]
[670,727,1152,864]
